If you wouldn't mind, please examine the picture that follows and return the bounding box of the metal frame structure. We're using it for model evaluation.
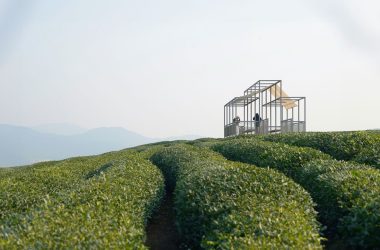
[224,80,306,137]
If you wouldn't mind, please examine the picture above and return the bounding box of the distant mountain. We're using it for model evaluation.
[68,127,155,155]
[0,124,203,167]
[32,123,87,135]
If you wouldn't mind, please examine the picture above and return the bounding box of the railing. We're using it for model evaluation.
[281,119,306,133]
[224,120,269,137]
[225,119,305,137]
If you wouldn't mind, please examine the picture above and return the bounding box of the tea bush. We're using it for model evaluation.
[303,160,380,248]
[0,157,99,219]
[263,131,380,168]
[353,145,380,169]
[151,144,322,249]
[212,138,380,248]
[0,151,164,249]
[212,138,331,177]
[0,151,141,219]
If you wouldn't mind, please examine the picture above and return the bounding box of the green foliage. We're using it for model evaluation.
[212,138,331,177]
[151,144,322,249]
[0,151,164,249]
[298,159,373,224]
[186,138,220,148]
[263,131,380,169]
[303,161,380,248]
[1,131,379,249]
[367,130,380,135]
[132,140,188,152]
[353,145,380,169]
[212,138,380,248]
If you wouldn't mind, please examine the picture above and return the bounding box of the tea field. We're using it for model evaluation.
[0,131,379,249]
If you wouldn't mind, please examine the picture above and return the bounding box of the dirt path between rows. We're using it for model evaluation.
[145,192,181,250]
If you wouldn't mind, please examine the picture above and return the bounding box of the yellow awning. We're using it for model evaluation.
[269,85,297,109]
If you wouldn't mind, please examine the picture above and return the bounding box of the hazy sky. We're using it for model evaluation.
[1,0,379,138]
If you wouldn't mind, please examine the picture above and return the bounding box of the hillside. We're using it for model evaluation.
[0,131,379,249]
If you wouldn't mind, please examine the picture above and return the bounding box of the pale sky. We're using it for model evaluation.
[1,0,379,138]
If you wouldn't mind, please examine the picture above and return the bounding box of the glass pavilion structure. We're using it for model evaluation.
[224,80,306,137]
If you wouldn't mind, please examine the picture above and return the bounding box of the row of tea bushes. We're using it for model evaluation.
[150,144,323,249]
[211,138,380,248]
[0,150,143,219]
[353,146,380,169]
[262,131,380,169]
[0,151,165,249]
[302,160,380,248]
[0,156,104,220]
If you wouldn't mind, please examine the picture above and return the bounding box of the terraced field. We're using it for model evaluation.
[0,131,379,249]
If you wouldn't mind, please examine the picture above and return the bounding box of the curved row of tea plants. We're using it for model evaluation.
[262,131,380,169]
[150,144,323,249]
[211,138,380,248]
[0,157,100,219]
[0,150,137,219]
[0,151,165,249]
